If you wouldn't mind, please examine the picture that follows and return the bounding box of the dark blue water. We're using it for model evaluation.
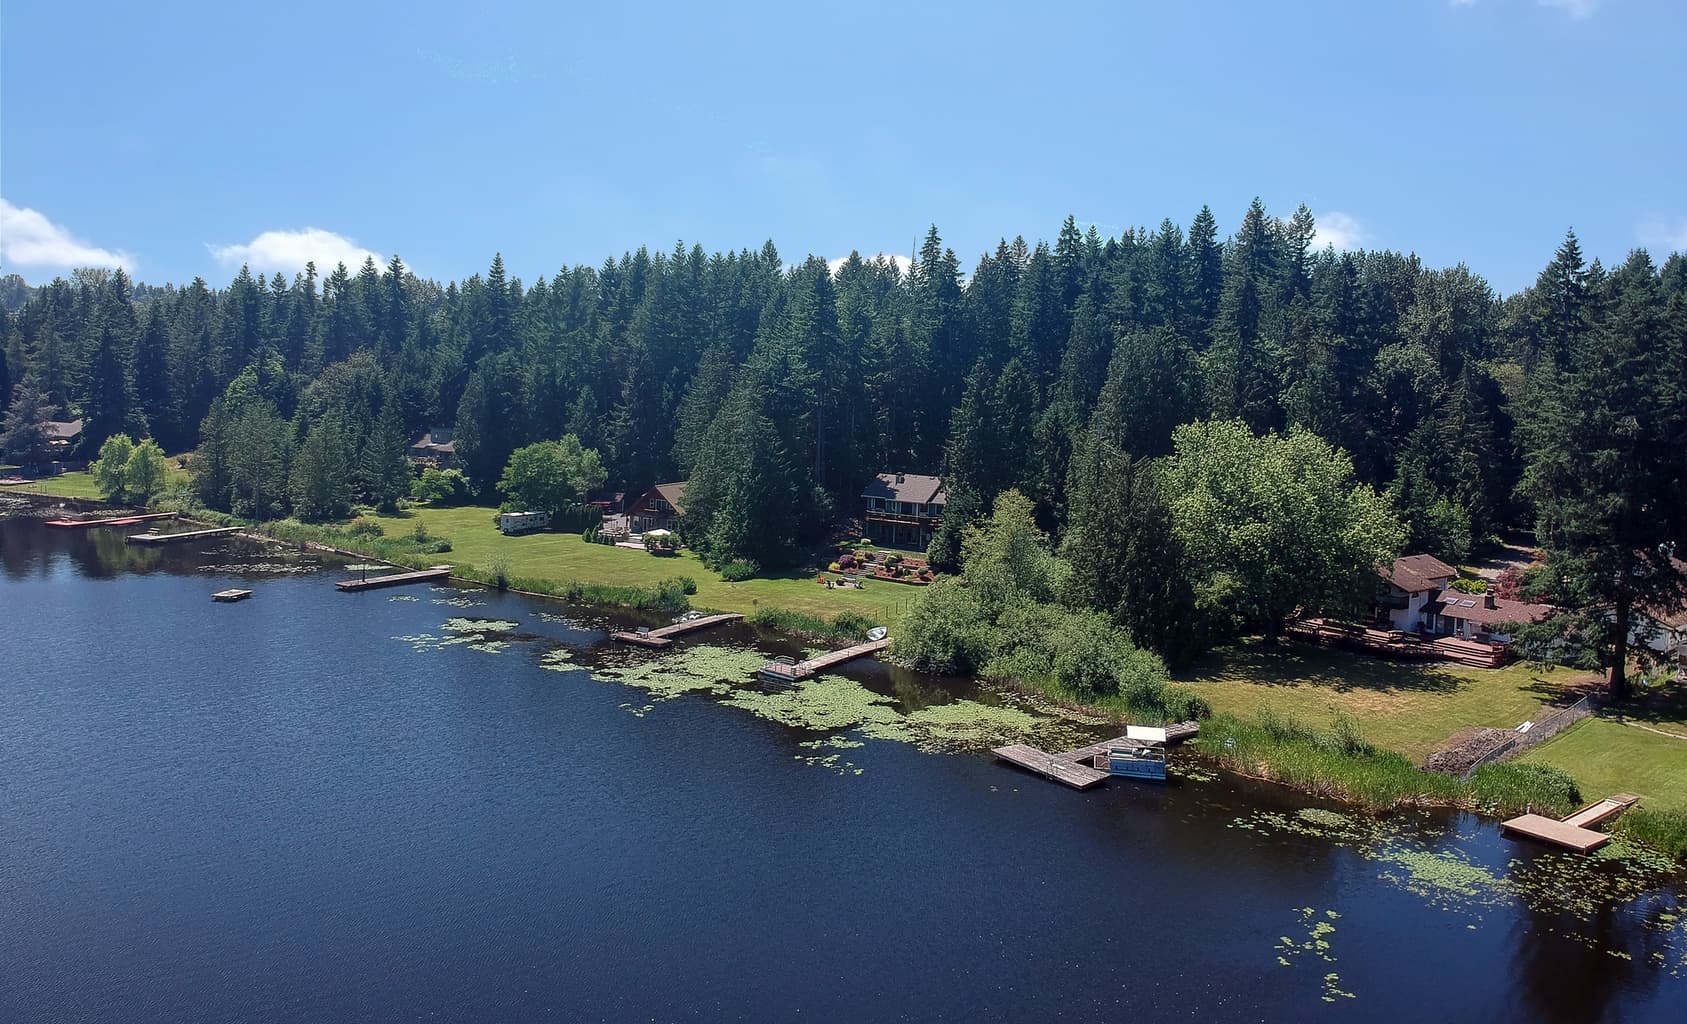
[1,515,1682,1022]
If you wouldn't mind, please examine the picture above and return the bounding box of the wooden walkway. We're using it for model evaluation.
[992,744,1110,789]
[335,567,453,591]
[46,512,176,529]
[128,526,242,545]
[1502,793,1640,853]
[612,613,743,648]
[758,638,892,681]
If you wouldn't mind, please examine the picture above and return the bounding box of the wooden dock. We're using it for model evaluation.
[335,566,453,592]
[1502,793,1640,853]
[992,744,1110,789]
[758,638,892,681]
[213,589,253,602]
[46,512,176,529]
[611,613,743,648]
[127,526,242,545]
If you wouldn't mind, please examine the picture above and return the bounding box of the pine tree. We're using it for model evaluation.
[133,302,175,448]
[81,270,145,450]
[360,402,412,512]
[1520,250,1686,698]
[290,414,355,521]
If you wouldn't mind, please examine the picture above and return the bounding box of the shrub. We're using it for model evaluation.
[676,576,698,595]
[719,559,759,582]
[892,579,996,674]
[411,467,471,505]
[828,561,841,572]
[1448,577,1488,594]
[347,517,385,538]
[1467,762,1581,815]
[837,553,856,570]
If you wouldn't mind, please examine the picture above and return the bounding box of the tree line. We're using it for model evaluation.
[3,202,1683,691]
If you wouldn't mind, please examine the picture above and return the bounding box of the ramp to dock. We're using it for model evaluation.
[992,744,1109,789]
[1502,793,1640,853]
[1561,793,1640,829]
[335,567,453,591]
[47,512,176,529]
[612,613,743,648]
[128,526,242,545]
[758,638,892,681]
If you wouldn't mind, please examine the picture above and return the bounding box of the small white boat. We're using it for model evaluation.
[866,626,888,642]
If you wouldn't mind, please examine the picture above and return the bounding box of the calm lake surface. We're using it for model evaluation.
[2,511,1683,1023]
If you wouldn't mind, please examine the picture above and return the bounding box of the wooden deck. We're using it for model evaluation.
[758,638,892,681]
[1502,793,1641,853]
[127,526,242,545]
[335,567,453,591]
[213,589,253,602]
[611,613,743,648]
[46,512,176,529]
[992,744,1110,789]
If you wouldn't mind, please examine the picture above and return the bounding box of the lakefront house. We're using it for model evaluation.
[861,473,945,550]
[1377,553,1554,644]
[408,427,457,468]
[628,481,686,534]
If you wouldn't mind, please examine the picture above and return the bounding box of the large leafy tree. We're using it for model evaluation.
[1163,419,1405,641]
[496,435,607,517]
[1519,250,1687,698]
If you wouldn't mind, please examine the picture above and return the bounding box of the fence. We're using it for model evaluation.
[1461,695,1595,778]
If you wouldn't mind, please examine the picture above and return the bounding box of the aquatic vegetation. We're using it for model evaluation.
[441,617,519,634]
[432,595,486,608]
[595,644,764,702]
[1274,908,1354,1003]
[394,632,480,653]
[1375,846,1507,911]
[467,640,508,654]
[388,594,419,602]
[198,561,319,575]
[538,647,578,671]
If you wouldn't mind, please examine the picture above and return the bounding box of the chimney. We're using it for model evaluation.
[1484,593,1496,609]
[895,473,905,484]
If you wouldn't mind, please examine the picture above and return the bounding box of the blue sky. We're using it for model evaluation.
[2,0,1683,293]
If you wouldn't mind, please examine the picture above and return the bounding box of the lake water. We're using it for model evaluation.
[2,511,1683,1022]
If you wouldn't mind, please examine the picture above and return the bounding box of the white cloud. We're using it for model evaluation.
[1538,0,1599,18]
[1311,211,1367,251]
[208,227,383,275]
[828,252,914,277]
[1637,217,1687,254]
[0,198,135,272]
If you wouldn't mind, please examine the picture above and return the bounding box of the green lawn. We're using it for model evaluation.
[1178,641,1582,760]
[1523,718,1687,813]
[372,504,920,627]
[1183,640,1687,811]
[18,464,191,500]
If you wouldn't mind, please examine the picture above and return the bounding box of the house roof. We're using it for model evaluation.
[409,430,456,454]
[44,419,84,441]
[1381,553,1460,593]
[652,481,687,513]
[1423,595,1555,628]
[861,473,945,505]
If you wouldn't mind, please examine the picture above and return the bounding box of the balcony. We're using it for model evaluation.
[865,509,941,527]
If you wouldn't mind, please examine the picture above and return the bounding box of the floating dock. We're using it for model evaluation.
[46,512,176,529]
[213,589,253,602]
[993,724,1202,790]
[992,744,1110,789]
[758,638,892,681]
[127,526,242,545]
[612,613,743,648]
[335,566,453,592]
[1501,793,1640,853]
